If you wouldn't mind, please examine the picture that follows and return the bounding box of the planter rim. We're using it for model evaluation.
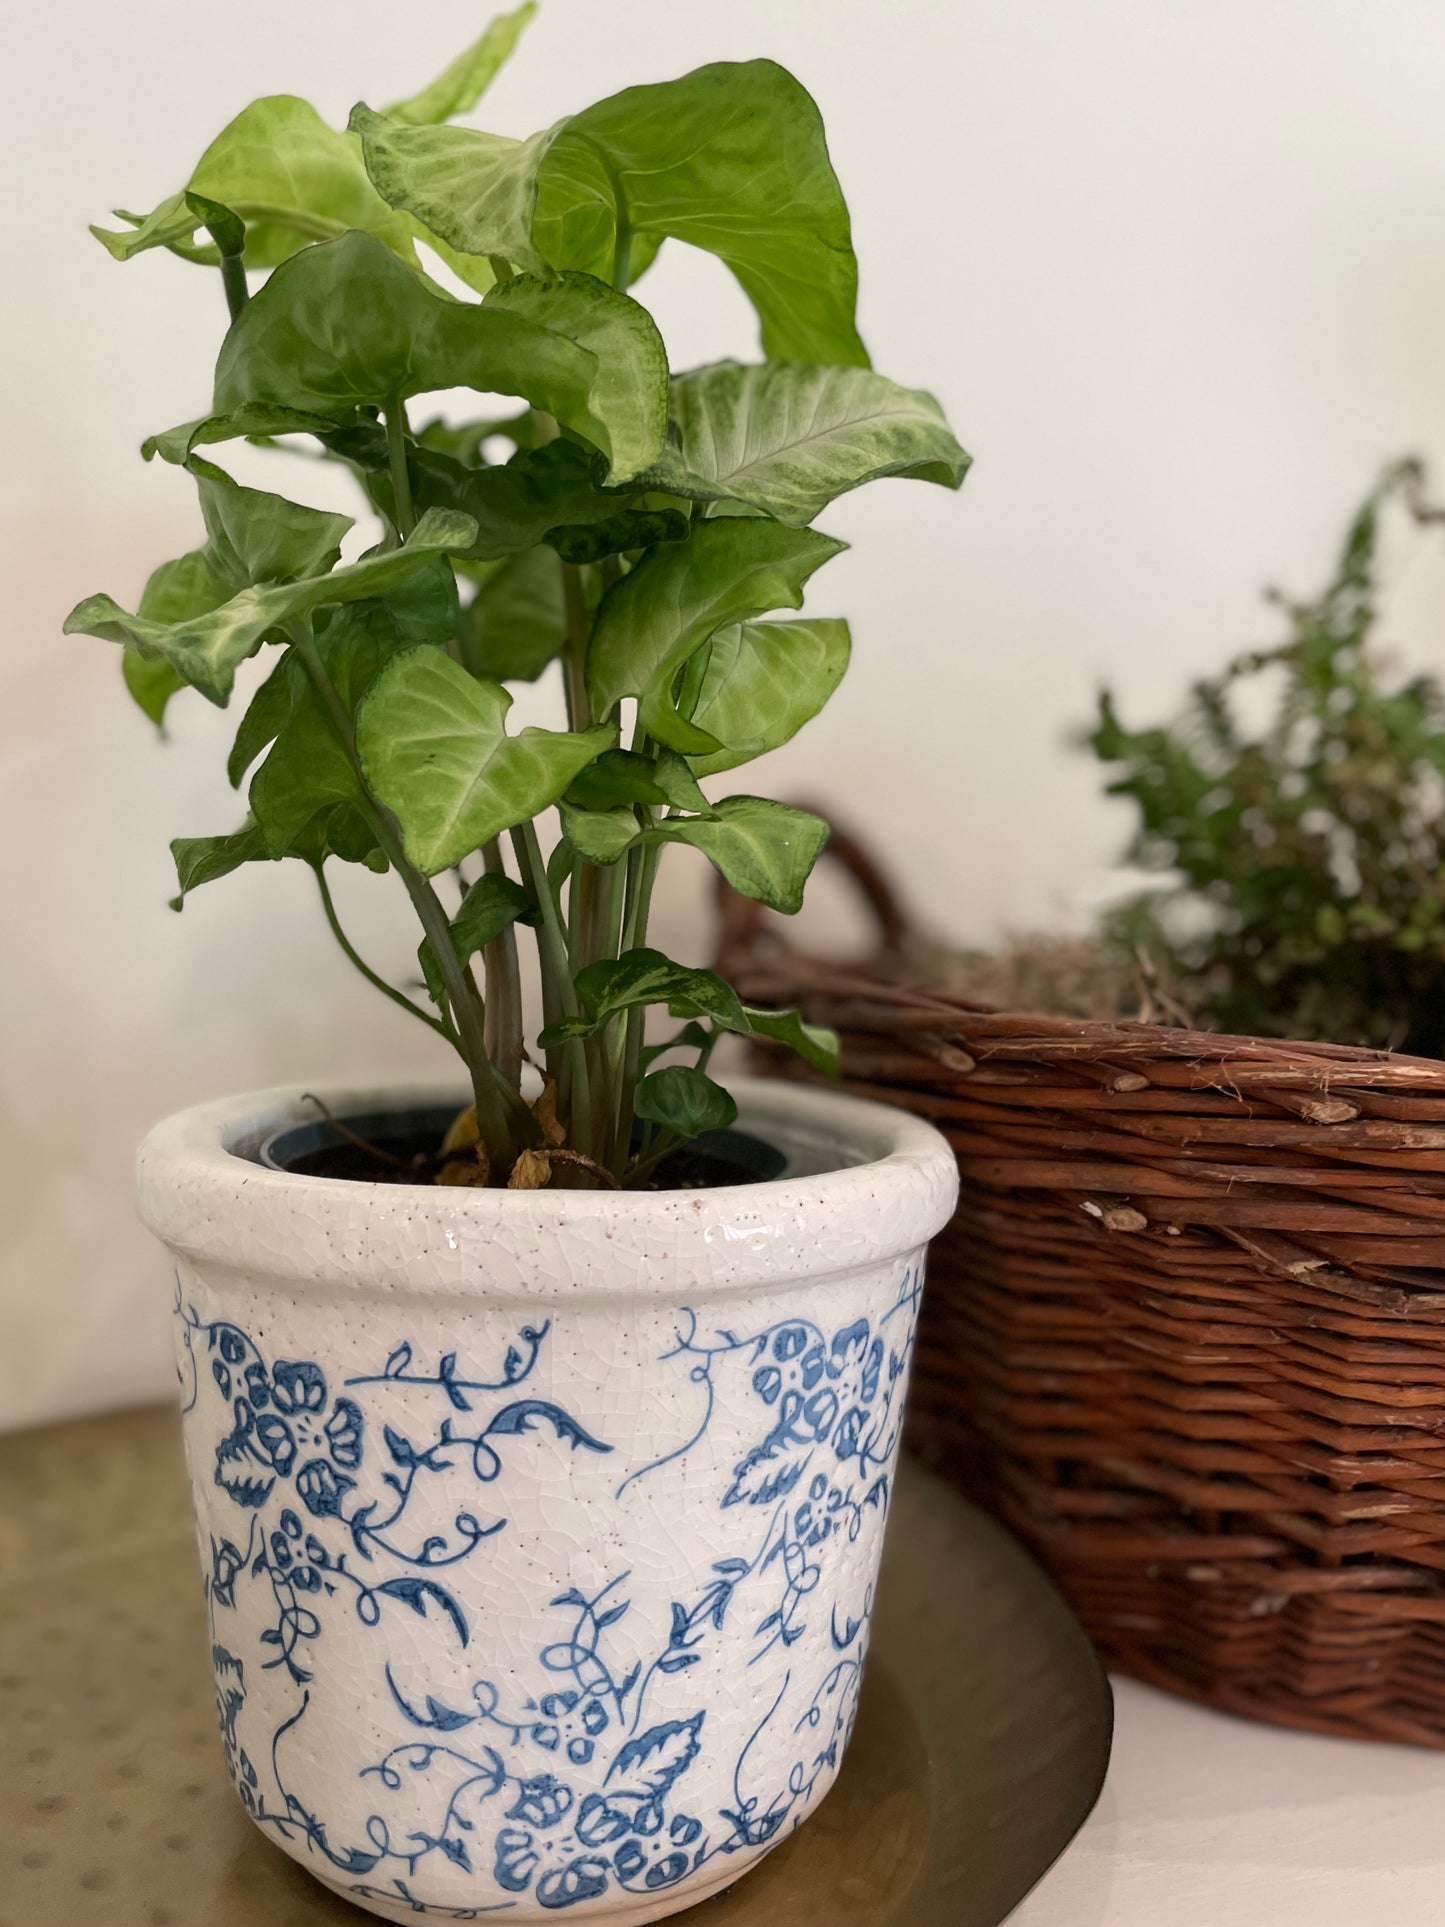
[137,1074,958,1302]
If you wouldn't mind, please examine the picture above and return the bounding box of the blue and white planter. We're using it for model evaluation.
[138,1077,958,1924]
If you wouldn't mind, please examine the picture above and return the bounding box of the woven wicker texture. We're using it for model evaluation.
[718,839,1445,1748]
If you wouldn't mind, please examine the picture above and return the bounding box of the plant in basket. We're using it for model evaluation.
[69,10,967,1919]
[722,462,1445,1754]
[1089,458,1445,1055]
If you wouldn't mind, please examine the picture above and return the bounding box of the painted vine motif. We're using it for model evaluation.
[178,1268,920,1916]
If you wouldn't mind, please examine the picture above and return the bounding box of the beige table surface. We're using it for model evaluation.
[1012,1672,1445,1925]
[0,1405,1110,1927]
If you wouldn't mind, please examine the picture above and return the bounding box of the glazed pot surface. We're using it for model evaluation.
[139,1077,958,1924]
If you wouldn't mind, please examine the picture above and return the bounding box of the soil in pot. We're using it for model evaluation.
[262,1103,789,1189]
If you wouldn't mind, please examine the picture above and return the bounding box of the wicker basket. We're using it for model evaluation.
[718,839,1445,1748]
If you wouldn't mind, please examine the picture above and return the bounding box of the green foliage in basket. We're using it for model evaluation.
[67,5,971,1182]
[1087,460,1445,1055]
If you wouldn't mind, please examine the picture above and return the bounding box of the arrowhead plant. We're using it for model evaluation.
[69,5,970,1186]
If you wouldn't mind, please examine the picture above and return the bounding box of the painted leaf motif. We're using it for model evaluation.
[374,1577,470,1649]
[482,1400,612,1455]
[355,647,615,873]
[606,1711,705,1798]
[643,361,970,526]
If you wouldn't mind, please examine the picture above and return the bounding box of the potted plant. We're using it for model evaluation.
[69,10,967,1919]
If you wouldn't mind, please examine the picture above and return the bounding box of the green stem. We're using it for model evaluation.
[610,839,663,1176]
[559,561,592,732]
[287,620,527,1160]
[385,397,416,541]
[611,215,632,293]
[481,841,525,1091]
[313,864,454,1042]
[487,254,514,287]
[218,250,249,323]
[512,821,594,1155]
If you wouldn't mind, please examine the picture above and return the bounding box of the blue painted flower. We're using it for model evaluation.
[296,1457,354,1519]
[324,1397,363,1470]
[537,1857,610,1909]
[253,1412,297,1477]
[506,1774,573,1830]
[210,1537,243,1609]
[272,1359,327,1415]
[494,1826,540,1894]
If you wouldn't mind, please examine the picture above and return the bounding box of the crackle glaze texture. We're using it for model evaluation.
[137,1078,958,1925]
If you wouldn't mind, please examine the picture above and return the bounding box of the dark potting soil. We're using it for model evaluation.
[270,1109,786,1191]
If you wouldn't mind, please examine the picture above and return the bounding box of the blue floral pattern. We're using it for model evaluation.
[175,1265,922,1918]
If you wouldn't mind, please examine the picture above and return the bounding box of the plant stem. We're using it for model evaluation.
[481,841,525,1090]
[559,561,592,732]
[313,864,455,1042]
[384,397,416,540]
[218,250,249,323]
[487,255,514,287]
[610,838,663,1175]
[512,820,594,1157]
[287,620,529,1161]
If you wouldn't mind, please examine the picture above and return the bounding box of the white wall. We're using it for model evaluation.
[4,0,1445,1429]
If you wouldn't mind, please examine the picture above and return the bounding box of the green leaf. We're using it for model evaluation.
[123,648,185,727]
[564,748,710,817]
[654,796,828,913]
[585,518,845,754]
[142,404,341,467]
[355,61,867,364]
[540,947,749,1045]
[189,458,353,591]
[184,190,245,260]
[536,62,866,363]
[558,802,640,865]
[121,546,235,725]
[64,507,476,706]
[350,103,558,278]
[92,191,205,263]
[449,871,538,967]
[643,361,970,525]
[460,546,565,681]
[249,600,404,857]
[356,647,614,872]
[741,1005,841,1075]
[384,4,537,125]
[686,617,851,777]
[640,1020,712,1071]
[227,654,296,787]
[169,819,272,909]
[328,427,648,563]
[482,273,668,482]
[634,1066,738,1137]
[95,95,419,270]
[211,232,619,464]
[547,507,688,565]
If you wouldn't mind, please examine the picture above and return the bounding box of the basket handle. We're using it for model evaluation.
[713,809,915,972]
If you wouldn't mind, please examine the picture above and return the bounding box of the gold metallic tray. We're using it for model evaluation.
[0,1408,1110,1926]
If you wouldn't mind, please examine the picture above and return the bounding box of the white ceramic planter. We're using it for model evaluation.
[137,1076,958,1924]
